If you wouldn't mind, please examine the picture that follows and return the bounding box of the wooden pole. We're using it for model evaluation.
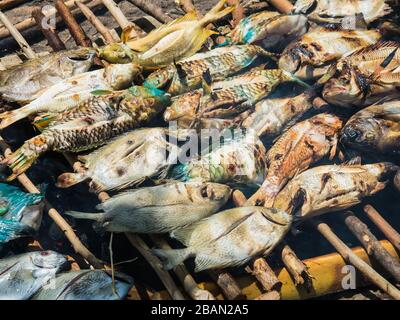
[0,0,30,10]
[313,219,400,300]
[344,212,400,283]
[32,7,66,51]
[0,10,36,59]
[364,205,400,253]
[281,244,312,288]
[101,0,131,29]
[268,0,294,14]
[127,0,173,23]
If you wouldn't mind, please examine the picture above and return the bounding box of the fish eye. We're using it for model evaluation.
[40,251,50,256]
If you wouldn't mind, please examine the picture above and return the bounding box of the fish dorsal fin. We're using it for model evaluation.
[343,156,362,166]
[349,41,400,59]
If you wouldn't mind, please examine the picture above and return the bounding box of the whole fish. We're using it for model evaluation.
[143,44,275,96]
[154,206,292,272]
[32,270,133,300]
[341,100,400,155]
[0,63,142,129]
[0,251,67,300]
[56,128,182,192]
[246,113,343,207]
[0,48,96,104]
[169,130,267,188]
[65,182,231,234]
[164,69,309,127]
[294,0,392,24]
[225,11,309,51]
[322,41,400,107]
[100,0,234,68]
[0,183,44,243]
[241,89,317,139]
[273,162,398,219]
[3,86,171,180]
[279,28,381,80]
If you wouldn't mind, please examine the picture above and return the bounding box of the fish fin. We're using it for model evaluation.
[64,210,103,221]
[121,25,135,43]
[0,219,34,243]
[281,70,310,88]
[329,135,338,160]
[56,172,88,188]
[32,114,57,131]
[200,0,235,26]
[152,248,192,270]
[317,63,337,85]
[0,104,37,129]
[91,89,114,96]
[170,222,200,246]
[343,156,362,166]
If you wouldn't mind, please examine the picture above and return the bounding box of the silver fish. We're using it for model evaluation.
[154,206,292,272]
[65,182,231,234]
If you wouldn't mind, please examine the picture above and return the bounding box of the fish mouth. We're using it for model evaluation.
[340,126,362,144]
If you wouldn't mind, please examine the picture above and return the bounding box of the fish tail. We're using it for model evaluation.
[200,0,235,26]
[64,210,103,221]
[281,70,310,88]
[152,248,193,270]
[56,172,88,188]
[32,114,57,132]
[0,104,37,129]
[3,138,48,181]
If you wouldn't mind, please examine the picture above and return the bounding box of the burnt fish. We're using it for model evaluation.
[65,182,231,234]
[32,270,134,300]
[0,183,44,243]
[341,100,400,155]
[154,206,292,272]
[0,48,96,104]
[0,251,67,300]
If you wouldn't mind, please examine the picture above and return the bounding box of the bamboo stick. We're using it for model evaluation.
[0,10,36,58]
[55,0,92,47]
[313,220,400,300]
[268,0,294,14]
[127,0,173,23]
[344,212,400,283]
[101,0,131,29]
[281,244,312,287]
[76,0,116,44]
[245,258,282,293]
[0,0,94,40]
[150,235,216,300]
[209,271,245,300]
[0,0,29,10]
[364,205,400,253]
[32,7,66,51]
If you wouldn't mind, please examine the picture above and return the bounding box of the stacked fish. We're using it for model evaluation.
[0,0,399,296]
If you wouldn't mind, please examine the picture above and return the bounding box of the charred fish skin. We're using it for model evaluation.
[226,11,309,51]
[3,86,171,181]
[0,251,67,300]
[154,206,292,272]
[32,270,134,300]
[143,44,276,96]
[65,182,232,234]
[247,113,343,207]
[279,28,382,79]
[273,162,398,220]
[0,47,96,104]
[56,128,182,192]
[341,101,400,155]
[322,41,400,107]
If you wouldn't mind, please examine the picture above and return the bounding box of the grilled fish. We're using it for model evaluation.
[241,89,317,139]
[169,130,267,188]
[0,183,44,243]
[279,28,381,80]
[3,86,171,180]
[294,0,392,24]
[0,48,95,104]
[246,113,343,207]
[32,270,133,300]
[66,182,231,234]
[322,41,400,107]
[144,44,275,96]
[273,162,398,219]
[225,11,308,51]
[57,128,182,192]
[164,69,309,127]
[0,63,142,129]
[154,206,292,272]
[0,251,67,300]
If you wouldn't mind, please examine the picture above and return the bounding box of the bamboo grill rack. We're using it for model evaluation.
[0,0,399,300]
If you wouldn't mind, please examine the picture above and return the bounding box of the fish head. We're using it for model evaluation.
[31,251,68,271]
[259,207,293,226]
[367,162,400,183]
[59,47,96,75]
[164,90,202,122]
[310,113,343,134]
[104,63,142,90]
[127,85,171,111]
[188,182,232,205]
[98,44,139,64]
[144,65,176,90]
[279,45,302,74]
[341,118,381,149]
